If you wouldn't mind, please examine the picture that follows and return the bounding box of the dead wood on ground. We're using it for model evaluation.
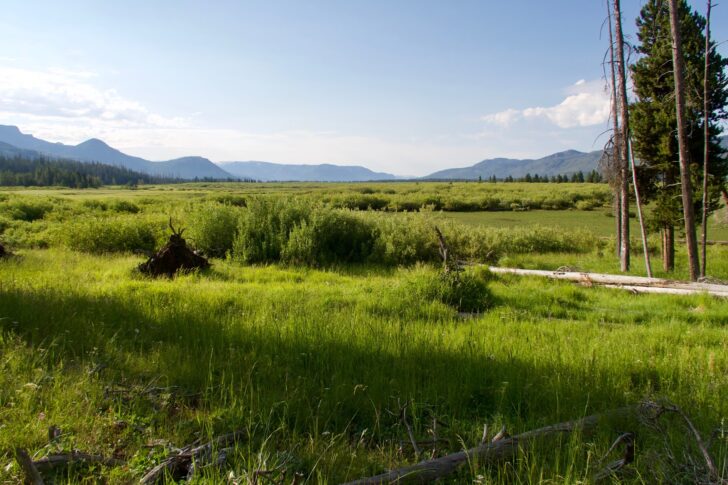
[138,219,209,277]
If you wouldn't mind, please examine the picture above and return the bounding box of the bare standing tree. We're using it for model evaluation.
[605,0,623,259]
[700,1,712,278]
[668,0,701,281]
[613,0,630,272]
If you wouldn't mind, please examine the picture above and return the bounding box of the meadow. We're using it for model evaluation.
[0,182,727,483]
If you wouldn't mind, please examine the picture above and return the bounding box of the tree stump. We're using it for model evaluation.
[138,221,209,277]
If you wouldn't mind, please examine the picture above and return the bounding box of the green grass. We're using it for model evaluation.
[1,250,727,483]
[438,208,728,240]
[1,184,727,483]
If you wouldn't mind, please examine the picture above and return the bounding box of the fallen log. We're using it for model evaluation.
[139,430,246,484]
[14,448,44,485]
[33,453,125,472]
[486,267,728,298]
[138,219,209,278]
[343,406,638,484]
[677,238,728,246]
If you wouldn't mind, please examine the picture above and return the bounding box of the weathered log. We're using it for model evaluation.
[487,267,728,298]
[139,430,246,484]
[343,406,637,484]
[138,220,209,277]
[14,448,44,485]
[32,453,125,472]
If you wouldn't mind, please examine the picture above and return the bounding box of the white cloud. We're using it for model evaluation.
[482,79,610,129]
[0,67,187,128]
[0,68,609,176]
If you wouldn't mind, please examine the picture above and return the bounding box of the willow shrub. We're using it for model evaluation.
[56,215,166,254]
[186,203,242,258]
[282,208,377,266]
[232,197,311,263]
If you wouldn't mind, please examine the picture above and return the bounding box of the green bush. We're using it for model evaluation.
[401,265,493,312]
[0,199,54,221]
[211,194,247,207]
[232,198,310,263]
[282,209,377,265]
[186,203,241,258]
[57,215,162,253]
[111,200,141,213]
[81,199,109,211]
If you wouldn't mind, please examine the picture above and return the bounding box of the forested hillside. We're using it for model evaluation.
[0,155,180,188]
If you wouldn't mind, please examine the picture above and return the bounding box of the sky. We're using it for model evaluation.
[1,0,726,176]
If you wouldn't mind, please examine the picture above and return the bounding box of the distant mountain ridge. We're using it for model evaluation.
[219,161,397,182]
[0,125,234,180]
[424,149,603,180]
[0,124,610,182]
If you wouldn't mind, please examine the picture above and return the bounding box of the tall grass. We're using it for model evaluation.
[0,250,726,482]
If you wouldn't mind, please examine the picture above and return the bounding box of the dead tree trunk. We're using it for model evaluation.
[700,0,712,278]
[606,0,623,260]
[662,225,675,272]
[669,0,701,281]
[628,137,653,277]
[343,406,639,484]
[613,0,631,272]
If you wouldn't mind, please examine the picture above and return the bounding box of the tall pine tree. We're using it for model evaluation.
[631,0,728,272]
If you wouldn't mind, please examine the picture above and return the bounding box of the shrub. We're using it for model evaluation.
[111,200,141,213]
[58,215,162,253]
[211,194,247,207]
[232,198,310,263]
[186,203,241,257]
[283,209,377,265]
[401,265,493,313]
[369,213,440,265]
[0,199,54,221]
[81,199,109,211]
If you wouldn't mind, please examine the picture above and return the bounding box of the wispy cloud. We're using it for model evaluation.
[0,68,609,176]
[482,79,610,129]
[0,67,188,128]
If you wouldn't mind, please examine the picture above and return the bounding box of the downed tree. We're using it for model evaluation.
[33,452,125,472]
[14,449,124,485]
[138,219,209,277]
[343,406,639,484]
[486,267,728,298]
[139,430,246,484]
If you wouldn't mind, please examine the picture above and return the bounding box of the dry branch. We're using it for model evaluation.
[487,267,728,298]
[139,430,246,484]
[343,406,638,484]
[14,448,44,485]
[138,218,209,277]
[32,452,125,472]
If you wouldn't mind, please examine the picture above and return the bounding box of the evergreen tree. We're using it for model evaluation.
[631,0,728,271]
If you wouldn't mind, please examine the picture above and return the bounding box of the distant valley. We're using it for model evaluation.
[0,125,605,181]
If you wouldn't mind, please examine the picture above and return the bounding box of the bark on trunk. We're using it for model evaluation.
[487,266,728,297]
[607,0,623,260]
[700,0,712,278]
[662,225,675,272]
[613,0,630,272]
[669,0,701,281]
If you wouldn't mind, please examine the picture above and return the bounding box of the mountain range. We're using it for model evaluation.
[0,125,605,181]
[219,161,397,182]
[0,125,234,180]
[425,149,603,180]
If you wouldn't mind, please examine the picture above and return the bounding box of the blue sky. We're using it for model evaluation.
[1,0,726,175]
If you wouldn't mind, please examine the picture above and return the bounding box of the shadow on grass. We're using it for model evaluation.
[0,283,697,481]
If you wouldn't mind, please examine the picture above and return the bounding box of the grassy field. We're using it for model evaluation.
[439,209,728,240]
[1,183,727,483]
